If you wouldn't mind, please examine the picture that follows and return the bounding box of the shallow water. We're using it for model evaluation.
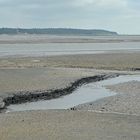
[7,75,140,112]
[0,42,140,57]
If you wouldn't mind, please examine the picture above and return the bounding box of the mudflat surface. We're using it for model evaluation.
[0,52,139,70]
[0,110,140,140]
[0,35,140,44]
[107,80,140,94]
[0,68,101,95]
[0,38,140,140]
[75,81,140,115]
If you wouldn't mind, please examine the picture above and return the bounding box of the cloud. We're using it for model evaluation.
[0,0,140,34]
[75,0,127,8]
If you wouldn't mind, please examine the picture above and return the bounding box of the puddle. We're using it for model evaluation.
[7,75,140,112]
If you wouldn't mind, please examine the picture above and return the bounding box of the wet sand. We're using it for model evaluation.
[75,81,140,115]
[0,36,140,139]
[0,52,140,70]
[1,52,140,99]
[0,53,140,111]
[0,110,140,140]
[0,34,140,44]
[0,68,100,94]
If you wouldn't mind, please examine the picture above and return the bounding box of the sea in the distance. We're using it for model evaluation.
[0,42,140,58]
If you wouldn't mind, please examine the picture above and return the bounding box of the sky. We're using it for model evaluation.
[0,0,140,34]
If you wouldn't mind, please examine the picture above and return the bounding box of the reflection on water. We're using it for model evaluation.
[7,75,140,112]
[0,42,140,57]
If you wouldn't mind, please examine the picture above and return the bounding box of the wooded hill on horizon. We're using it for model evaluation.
[0,28,118,36]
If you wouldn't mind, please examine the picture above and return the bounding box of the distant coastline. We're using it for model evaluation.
[0,28,118,36]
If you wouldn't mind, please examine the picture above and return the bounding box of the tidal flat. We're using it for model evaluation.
[0,35,140,140]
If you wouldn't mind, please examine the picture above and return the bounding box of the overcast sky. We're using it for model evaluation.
[0,0,140,34]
